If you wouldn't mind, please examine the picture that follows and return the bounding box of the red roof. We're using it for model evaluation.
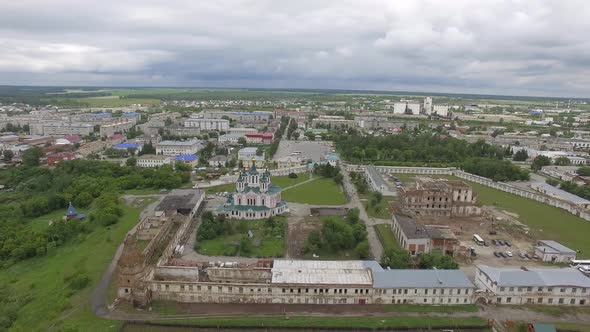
[245,133,274,138]
[109,133,125,140]
[64,135,83,143]
[48,152,76,158]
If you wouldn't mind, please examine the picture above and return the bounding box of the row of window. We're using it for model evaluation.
[498,286,587,294]
[376,288,471,296]
[497,297,586,305]
[157,284,472,298]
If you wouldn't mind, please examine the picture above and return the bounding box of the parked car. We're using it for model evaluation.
[483,241,489,247]
[497,240,505,246]
[494,251,501,257]
[506,251,513,257]
[525,253,532,259]
[492,239,498,246]
[505,241,512,247]
[499,252,507,258]
[489,230,497,235]
[519,252,526,258]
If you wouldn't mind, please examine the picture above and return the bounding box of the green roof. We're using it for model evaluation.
[248,164,259,174]
[241,185,281,195]
[217,204,272,212]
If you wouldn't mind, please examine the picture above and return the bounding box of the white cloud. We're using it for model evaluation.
[0,0,589,96]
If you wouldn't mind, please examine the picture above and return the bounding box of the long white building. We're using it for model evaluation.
[432,105,449,117]
[141,259,475,306]
[184,118,230,131]
[475,265,590,306]
[156,139,203,156]
[136,154,172,168]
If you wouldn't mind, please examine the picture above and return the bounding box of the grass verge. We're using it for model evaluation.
[0,201,148,331]
[282,177,347,205]
[374,223,400,251]
[124,315,486,330]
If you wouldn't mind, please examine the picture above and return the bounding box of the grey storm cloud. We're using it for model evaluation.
[1,0,590,97]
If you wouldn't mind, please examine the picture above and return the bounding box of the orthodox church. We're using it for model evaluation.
[216,165,287,219]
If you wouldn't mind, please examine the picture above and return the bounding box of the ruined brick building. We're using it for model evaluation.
[399,179,482,217]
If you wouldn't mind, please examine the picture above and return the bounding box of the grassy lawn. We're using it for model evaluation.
[390,173,416,185]
[282,177,347,205]
[270,173,311,188]
[374,223,400,251]
[72,97,160,107]
[125,315,486,330]
[122,188,165,195]
[28,208,87,232]
[203,182,235,194]
[197,218,285,257]
[554,323,590,332]
[0,202,148,331]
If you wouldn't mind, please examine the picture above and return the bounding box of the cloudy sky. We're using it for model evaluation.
[1,0,589,97]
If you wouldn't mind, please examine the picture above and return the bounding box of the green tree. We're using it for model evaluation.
[554,156,571,166]
[531,155,552,171]
[139,141,156,155]
[239,237,253,255]
[2,150,14,161]
[381,248,411,269]
[22,147,43,167]
[74,191,94,208]
[512,149,528,161]
[418,252,459,269]
[126,157,137,166]
[237,137,247,146]
[355,241,370,259]
[577,166,590,176]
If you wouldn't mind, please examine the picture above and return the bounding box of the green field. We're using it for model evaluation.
[270,173,311,188]
[554,323,590,332]
[0,201,150,331]
[28,208,87,232]
[123,315,486,330]
[56,96,161,107]
[282,177,347,205]
[374,223,400,252]
[459,178,590,257]
[197,218,285,257]
[203,182,236,194]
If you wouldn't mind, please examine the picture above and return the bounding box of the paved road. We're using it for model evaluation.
[341,167,387,260]
[92,195,165,317]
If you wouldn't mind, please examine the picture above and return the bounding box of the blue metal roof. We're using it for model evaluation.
[114,143,140,149]
[90,112,112,117]
[477,265,590,288]
[122,112,140,117]
[175,154,198,161]
[66,202,77,216]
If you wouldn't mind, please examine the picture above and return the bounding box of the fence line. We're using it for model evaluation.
[345,165,590,221]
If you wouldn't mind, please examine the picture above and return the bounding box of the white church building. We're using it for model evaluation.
[216,166,288,219]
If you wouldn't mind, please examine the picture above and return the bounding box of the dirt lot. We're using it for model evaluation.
[283,203,319,258]
[401,175,550,270]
